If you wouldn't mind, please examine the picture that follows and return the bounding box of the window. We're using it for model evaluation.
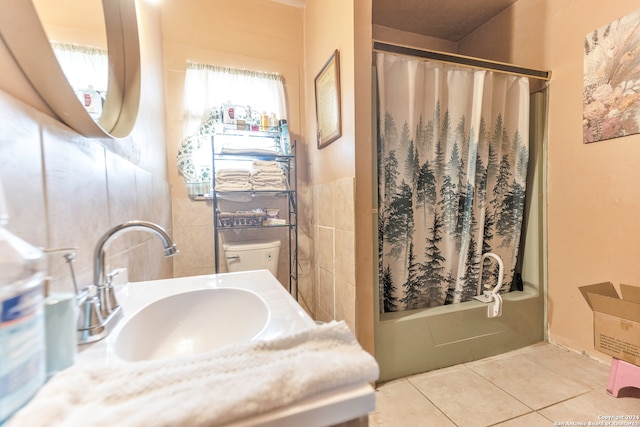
[177,62,287,191]
[52,42,108,118]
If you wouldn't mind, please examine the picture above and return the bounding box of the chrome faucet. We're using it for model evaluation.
[78,221,178,344]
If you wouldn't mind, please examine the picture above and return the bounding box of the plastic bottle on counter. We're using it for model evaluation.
[0,180,46,424]
[280,121,291,156]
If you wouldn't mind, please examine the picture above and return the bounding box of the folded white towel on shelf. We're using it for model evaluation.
[8,321,379,427]
[252,185,288,191]
[216,174,251,181]
[251,173,285,181]
[252,167,283,175]
[253,160,279,169]
[216,168,251,177]
[215,176,250,185]
[252,179,286,188]
[215,182,252,191]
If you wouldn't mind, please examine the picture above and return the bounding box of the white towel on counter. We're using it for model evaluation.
[7,321,379,427]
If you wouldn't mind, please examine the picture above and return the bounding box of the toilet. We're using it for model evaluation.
[222,240,281,276]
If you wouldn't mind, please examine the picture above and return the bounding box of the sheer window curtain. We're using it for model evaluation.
[177,62,287,185]
[183,62,287,137]
[51,42,108,94]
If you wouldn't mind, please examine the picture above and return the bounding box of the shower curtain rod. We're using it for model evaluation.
[373,41,551,81]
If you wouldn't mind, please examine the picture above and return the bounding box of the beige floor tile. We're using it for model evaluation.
[369,378,456,427]
[407,365,530,427]
[520,343,610,389]
[493,411,555,426]
[468,353,591,409]
[539,388,640,425]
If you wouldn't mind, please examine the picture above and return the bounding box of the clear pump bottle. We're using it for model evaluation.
[0,181,46,424]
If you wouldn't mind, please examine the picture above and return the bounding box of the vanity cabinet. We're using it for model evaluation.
[210,128,298,299]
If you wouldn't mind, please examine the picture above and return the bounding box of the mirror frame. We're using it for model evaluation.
[0,0,141,139]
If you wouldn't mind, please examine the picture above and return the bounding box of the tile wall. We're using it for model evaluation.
[0,91,173,295]
[313,177,357,331]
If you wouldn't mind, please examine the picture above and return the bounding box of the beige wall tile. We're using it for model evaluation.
[334,177,354,232]
[318,265,335,317]
[42,126,110,288]
[297,258,316,318]
[335,277,355,332]
[317,225,335,273]
[106,149,138,226]
[126,242,174,282]
[0,95,46,250]
[335,229,355,284]
[152,175,173,232]
[135,168,155,228]
[172,197,213,227]
[315,306,334,324]
[172,224,215,273]
[314,182,335,227]
[173,262,216,278]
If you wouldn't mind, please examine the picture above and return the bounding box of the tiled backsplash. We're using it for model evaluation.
[0,91,173,295]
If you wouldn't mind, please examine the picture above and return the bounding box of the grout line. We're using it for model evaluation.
[403,377,459,427]
[485,410,536,426]
[372,343,611,427]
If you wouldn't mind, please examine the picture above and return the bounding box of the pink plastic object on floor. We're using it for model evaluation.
[607,358,640,397]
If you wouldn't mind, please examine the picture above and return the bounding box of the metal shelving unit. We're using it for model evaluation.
[211,130,298,299]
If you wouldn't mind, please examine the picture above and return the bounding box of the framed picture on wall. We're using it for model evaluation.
[583,8,640,143]
[314,49,342,149]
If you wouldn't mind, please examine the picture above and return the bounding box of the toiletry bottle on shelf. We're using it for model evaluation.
[82,85,102,119]
[260,112,269,131]
[280,120,291,156]
[0,181,46,424]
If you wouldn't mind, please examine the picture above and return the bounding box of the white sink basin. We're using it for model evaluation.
[113,288,269,362]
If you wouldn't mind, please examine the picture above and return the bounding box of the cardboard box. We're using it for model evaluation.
[579,282,640,366]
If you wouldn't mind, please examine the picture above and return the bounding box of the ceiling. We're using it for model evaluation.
[374,0,518,42]
[269,0,519,43]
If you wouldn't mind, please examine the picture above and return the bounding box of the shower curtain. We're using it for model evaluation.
[376,52,530,313]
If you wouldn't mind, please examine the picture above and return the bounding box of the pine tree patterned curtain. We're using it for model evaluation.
[376,52,530,313]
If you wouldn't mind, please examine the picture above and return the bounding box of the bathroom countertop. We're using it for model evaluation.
[76,270,376,427]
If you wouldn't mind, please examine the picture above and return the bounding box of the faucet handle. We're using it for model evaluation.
[101,269,123,316]
[105,269,120,286]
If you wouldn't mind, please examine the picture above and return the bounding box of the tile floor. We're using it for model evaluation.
[369,342,640,426]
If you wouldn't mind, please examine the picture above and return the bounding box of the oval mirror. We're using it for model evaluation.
[0,0,141,139]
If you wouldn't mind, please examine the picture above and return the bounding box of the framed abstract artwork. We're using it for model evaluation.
[584,9,640,143]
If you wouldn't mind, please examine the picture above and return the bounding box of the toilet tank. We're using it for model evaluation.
[222,240,281,276]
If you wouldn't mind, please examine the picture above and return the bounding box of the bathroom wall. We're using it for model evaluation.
[303,0,358,332]
[457,0,640,362]
[372,24,458,52]
[0,0,173,294]
[160,0,316,312]
[162,0,373,341]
